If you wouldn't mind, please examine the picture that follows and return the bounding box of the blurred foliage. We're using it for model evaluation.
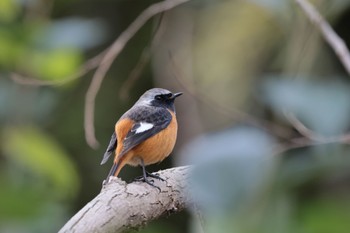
[0,0,106,81]
[2,126,79,198]
[184,127,275,215]
[0,125,78,232]
[263,79,350,135]
[185,129,350,233]
[0,0,109,232]
[2,0,350,232]
[182,69,350,233]
[300,197,350,233]
[0,0,19,22]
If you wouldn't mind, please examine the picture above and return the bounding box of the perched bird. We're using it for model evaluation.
[101,88,182,188]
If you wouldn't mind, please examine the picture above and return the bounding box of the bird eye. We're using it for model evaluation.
[155,95,162,100]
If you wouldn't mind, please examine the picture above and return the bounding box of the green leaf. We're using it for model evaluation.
[0,0,19,22]
[27,48,82,81]
[0,178,43,220]
[2,126,80,199]
[300,197,350,233]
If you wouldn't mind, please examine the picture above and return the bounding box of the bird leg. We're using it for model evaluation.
[133,158,164,191]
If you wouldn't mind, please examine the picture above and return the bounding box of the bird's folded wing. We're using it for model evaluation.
[119,109,172,158]
[100,131,117,165]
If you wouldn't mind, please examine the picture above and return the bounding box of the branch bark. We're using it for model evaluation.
[59,166,192,233]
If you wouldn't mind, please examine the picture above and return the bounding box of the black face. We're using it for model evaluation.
[151,92,182,111]
[155,93,173,101]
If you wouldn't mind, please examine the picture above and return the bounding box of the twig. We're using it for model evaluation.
[280,111,350,154]
[59,166,192,233]
[294,0,350,75]
[284,111,325,141]
[84,0,190,149]
[275,134,350,155]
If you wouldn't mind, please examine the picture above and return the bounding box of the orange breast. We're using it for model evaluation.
[129,111,178,166]
[112,111,178,176]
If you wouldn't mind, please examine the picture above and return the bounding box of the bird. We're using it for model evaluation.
[100,88,182,188]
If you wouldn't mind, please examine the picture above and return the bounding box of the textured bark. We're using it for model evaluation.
[59,166,192,233]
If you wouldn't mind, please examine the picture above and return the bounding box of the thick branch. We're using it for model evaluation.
[59,166,192,233]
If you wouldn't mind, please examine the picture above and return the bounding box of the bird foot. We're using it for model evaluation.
[145,171,165,181]
[134,176,161,191]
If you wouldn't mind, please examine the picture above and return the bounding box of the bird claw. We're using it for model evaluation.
[134,176,160,191]
[133,172,163,191]
[145,172,165,181]
[133,176,154,183]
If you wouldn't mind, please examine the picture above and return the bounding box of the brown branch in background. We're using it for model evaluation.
[283,111,325,141]
[84,0,190,149]
[168,53,293,140]
[119,13,168,100]
[284,112,350,144]
[274,112,350,155]
[294,0,350,75]
[276,134,350,155]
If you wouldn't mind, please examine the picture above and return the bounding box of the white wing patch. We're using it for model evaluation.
[135,122,154,134]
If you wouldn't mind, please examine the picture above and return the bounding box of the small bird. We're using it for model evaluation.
[101,88,182,188]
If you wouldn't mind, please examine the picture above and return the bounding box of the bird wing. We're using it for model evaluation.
[118,108,172,159]
[100,131,117,165]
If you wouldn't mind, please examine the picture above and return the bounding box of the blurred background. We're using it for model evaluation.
[1,0,350,232]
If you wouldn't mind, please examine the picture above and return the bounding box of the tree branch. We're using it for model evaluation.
[294,0,350,75]
[273,111,350,154]
[59,166,192,233]
[284,111,325,141]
